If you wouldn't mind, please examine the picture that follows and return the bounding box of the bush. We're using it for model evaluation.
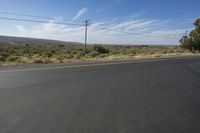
[44,50,55,57]
[6,56,20,62]
[33,59,44,64]
[43,58,53,63]
[74,52,84,59]
[0,52,9,61]
[93,45,109,54]
[55,55,72,63]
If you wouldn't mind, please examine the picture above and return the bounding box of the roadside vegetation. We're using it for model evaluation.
[0,43,193,65]
[180,18,200,52]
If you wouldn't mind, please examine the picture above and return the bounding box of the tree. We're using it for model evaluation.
[180,18,200,52]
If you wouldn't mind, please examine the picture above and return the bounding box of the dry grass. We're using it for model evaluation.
[0,44,197,65]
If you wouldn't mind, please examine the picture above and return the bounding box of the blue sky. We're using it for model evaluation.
[0,0,199,44]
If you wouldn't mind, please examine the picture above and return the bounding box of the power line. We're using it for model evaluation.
[0,11,84,23]
[0,11,52,19]
[0,17,84,26]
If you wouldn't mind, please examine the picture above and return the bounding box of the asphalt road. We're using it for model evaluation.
[0,56,200,133]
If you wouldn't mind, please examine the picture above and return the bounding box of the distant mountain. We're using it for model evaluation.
[0,36,81,45]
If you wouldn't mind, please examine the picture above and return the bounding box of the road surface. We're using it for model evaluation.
[0,57,200,133]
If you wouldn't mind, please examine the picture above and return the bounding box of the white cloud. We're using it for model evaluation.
[72,8,88,21]
[14,25,26,33]
[13,17,190,45]
[96,6,105,14]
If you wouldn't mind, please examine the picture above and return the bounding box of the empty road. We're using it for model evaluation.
[0,56,200,133]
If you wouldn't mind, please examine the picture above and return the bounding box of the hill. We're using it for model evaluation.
[0,35,80,45]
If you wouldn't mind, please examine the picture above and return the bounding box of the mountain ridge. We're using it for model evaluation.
[0,35,81,45]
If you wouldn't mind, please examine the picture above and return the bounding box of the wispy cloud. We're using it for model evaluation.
[116,0,124,4]
[111,17,118,23]
[72,7,88,21]
[129,12,145,19]
[13,16,190,45]
[96,6,105,14]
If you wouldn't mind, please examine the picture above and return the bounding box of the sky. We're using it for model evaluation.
[0,0,199,45]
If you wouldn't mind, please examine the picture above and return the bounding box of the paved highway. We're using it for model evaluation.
[0,57,200,133]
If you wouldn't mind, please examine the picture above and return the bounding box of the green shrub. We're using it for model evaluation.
[0,52,9,61]
[74,52,84,59]
[44,50,55,57]
[93,45,109,54]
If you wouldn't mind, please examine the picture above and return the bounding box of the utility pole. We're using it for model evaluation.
[184,30,188,42]
[84,20,90,54]
[185,30,188,37]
